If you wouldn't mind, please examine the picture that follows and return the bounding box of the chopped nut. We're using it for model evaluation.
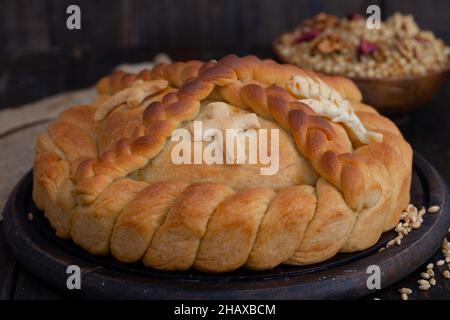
[429,278,436,286]
[426,263,434,269]
[313,33,346,54]
[294,31,321,43]
[381,203,428,252]
[436,260,445,266]
[276,12,450,78]
[399,288,412,294]
[419,283,431,291]
[427,205,440,213]
[442,239,450,250]
[420,272,430,280]
[401,293,408,300]
[302,12,340,32]
[388,13,420,37]
[387,239,396,247]
[442,270,450,279]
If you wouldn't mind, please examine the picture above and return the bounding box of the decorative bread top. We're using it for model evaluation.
[33,55,413,273]
[287,75,383,144]
[188,102,261,141]
[46,54,410,212]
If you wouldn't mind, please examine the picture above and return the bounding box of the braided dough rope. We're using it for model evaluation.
[33,70,184,237]
[286,75,383,144]
[33,104,98,237]
[33,55,412,272]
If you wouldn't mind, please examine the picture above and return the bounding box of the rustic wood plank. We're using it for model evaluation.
[0,0,50,57]
[2,0,449,57]
[128,0,384,60]
[200,0,240,55]
[46,0,125,50]
[0,224,18,300]
[14,268,66,300]
[129,0,206,59]
[3,0,446,58]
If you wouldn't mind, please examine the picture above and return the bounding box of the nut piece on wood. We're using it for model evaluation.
[427,205,440,213]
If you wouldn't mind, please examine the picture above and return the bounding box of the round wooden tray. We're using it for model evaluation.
[3,152,450,299]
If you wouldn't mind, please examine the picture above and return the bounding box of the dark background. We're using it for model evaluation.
[1,0,450,299]
[1,0,450,109]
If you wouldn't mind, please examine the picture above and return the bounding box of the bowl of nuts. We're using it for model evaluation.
[273,13,450,115]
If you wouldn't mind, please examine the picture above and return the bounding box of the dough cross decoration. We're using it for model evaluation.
[189,102,261,141]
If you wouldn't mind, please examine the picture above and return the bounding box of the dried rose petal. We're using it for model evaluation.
[415,35,431,44]
[358,39,378,55]
[294,30,321,43]
[347,13,364,21]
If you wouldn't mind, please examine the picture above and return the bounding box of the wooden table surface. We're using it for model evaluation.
[0,49,449,300]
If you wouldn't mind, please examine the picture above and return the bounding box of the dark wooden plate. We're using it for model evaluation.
[3,152,450,299]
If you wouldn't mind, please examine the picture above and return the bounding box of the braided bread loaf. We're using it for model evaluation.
[33,55,412,272]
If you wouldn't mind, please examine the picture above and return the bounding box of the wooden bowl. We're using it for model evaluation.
[273,38,450,116]
[349,70,450,116]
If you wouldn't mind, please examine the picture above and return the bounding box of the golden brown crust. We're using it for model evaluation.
[246,185,316,270]
[33,55,413,272]
[287,178,355,264]
[194,188,275,273]
[144,183,234,270]
[111,181,189,263]
[71,179,148,255]
[33,152,73,237]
